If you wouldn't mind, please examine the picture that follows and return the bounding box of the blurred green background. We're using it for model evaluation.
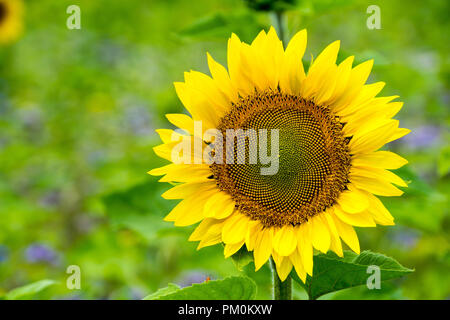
[0,0,448,299]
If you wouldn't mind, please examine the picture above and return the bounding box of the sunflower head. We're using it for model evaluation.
[0,0,23,45]
[150,27,409,282]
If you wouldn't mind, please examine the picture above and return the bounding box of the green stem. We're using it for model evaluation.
[270,257,292,300]
[274,10,286,45]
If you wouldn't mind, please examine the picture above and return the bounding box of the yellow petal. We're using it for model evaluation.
[148,163,176,176]
[161,181,216,199]
[337,188,369,214]
[174,81,218,130]
[314,64,338,105]
[152,134,206,164]
[296,223,313,275]
[155,129,184,144]
[165,195,202,225]
[206,52,238,103]
[325,56,354,104]
[334,204,376,227]
[274,255,293,282]
[331,213,360,254]
[273,225,297,256]
[382,101,404,119]
[152,141,180,161]
[386,128,411,143]
[331,59,373,111]
[366,192,395,225]
[221,214,249,244]
[215,199,236,220]
[171,190,217,226]
[165,113,194,135]
[203,192,236,219]
[340,96,401,137]
[184,70,229,115]
[253,27,284,90]
[195,218,227,249]
[289,248,307,283]
[350,174,404,197]
[189,218,225,241]
[310,215,331,253]
[301,40,340,99]
[227,33,255,96]
[351,166,408,187]
[280,29,307,94]
[197,233,222,249]
[158,164,211,183]
[254,228,273,270]
[224,240,245,258]
[352,151,408,170]
[336,82,385,116]
[349,120,399,154]
[323,212,343,257]
[245,221,262,251]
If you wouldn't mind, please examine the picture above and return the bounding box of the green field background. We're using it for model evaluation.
[0,0,448,299]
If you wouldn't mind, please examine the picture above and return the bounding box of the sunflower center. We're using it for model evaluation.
[211,92,351,227]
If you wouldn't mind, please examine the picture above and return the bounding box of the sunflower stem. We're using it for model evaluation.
[270,257,292,300]
[274,10,286,45]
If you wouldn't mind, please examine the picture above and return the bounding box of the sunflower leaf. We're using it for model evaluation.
[4,279,57,300]
[291,250,413,300]
[102,181,177,241]
[175,11,265,43]
[142,283,181,300]
[143,276,257,300]
[230,247,254,271]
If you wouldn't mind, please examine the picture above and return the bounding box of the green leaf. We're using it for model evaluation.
[299,0,358,17]
[438,145,450,177]
[145,276,257,300]
[230,246,254,271]
[143,283,181,300]
[102,181,176,241]
[5,280,57,300]
[291,251,413,300]
[331,281,406,300]
[178,13,228,37]
[384,167,447,233]
[176,11,265,43]
[243,0,297,12]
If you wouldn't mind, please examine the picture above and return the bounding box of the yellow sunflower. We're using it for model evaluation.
[0,0,23,45]
[149,27,410,282]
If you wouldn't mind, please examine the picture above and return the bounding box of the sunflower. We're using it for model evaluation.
[149,27,409,282]
[0,0,23,45]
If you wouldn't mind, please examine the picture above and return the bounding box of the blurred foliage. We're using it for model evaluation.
[243,0,297,12]
[0,0,448,299]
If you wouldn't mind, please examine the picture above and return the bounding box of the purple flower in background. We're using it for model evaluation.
[176,270,214,288]
[389,227,421,249]
[25,243,60,265]
[0,245,9,263]
[39,190,61,208]
[403,125,441,149]
[121,98,154,137]
[130,287,145,300]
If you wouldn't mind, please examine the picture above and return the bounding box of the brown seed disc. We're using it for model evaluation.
[211,91,351,227]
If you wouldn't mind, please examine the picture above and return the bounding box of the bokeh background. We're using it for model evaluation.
[0,0,448,299]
